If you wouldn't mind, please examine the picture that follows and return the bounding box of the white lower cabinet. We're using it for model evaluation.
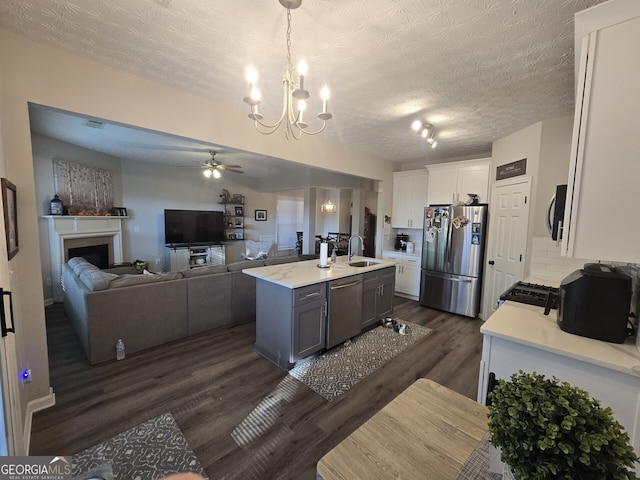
[382,251,421,298]
[478,334,640,474]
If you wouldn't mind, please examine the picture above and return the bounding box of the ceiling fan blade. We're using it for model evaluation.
[221,168,244,174]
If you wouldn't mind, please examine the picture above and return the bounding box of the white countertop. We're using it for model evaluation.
[242,256,397,289]
[481,301,640,377]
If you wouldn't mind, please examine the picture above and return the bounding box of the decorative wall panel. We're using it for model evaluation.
[53,159,114,214]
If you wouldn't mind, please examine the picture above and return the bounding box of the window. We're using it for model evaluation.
[276,192,303,252]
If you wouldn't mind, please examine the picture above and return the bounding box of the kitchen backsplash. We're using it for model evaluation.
[529,237,596,280]
[384,227,422,254]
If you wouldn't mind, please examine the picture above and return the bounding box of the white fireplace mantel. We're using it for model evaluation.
[45,215,126,302]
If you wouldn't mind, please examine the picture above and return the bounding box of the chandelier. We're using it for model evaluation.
[412,121,438,148]
[243,0,332,139]
[321,199,336,213]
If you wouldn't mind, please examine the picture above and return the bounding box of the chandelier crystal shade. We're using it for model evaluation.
[243,0,332,139]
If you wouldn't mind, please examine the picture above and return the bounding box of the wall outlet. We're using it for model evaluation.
[155,257,161,265]
[134,226,140,233]
[22,368,32,383]
[46,277,52,286]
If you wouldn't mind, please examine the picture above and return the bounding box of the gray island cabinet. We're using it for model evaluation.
[362,268,395,329]
[243,257,397,370]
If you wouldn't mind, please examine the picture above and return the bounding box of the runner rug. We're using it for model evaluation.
[72,412,207,480]
[289,321,433,402]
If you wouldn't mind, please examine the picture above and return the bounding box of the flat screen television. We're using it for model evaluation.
[164,209,225,246]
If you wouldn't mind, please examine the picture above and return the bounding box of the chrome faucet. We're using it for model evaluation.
[347,235,364,262]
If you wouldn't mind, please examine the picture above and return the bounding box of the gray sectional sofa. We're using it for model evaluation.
[62,255,304,364]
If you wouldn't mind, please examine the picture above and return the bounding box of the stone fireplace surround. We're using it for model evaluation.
[46,216,125,302]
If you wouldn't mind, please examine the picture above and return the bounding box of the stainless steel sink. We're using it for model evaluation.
[348,260,380,267]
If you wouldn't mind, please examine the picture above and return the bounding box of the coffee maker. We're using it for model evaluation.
[395,233,408,251]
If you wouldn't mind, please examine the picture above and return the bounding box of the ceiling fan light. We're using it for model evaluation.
[421,128,429,138]
[411,120,422,131]
[212,168,221,179]
[203,169,212,178]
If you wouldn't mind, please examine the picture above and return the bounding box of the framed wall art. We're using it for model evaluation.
[255,209,267,221]
[1,178,18,260]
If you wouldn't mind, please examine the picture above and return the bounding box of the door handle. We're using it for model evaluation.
[488,260,495,265]
[331,280,361,290]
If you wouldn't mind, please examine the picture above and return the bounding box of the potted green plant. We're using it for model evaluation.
[487,370,639,480]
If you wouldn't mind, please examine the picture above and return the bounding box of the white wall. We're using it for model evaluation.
[0,26,394,445]
[490,116,574,276]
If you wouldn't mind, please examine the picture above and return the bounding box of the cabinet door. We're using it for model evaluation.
[377,267,395,319]
[392,171,428,228]
[361,271,379,328]
[458,164,490,203]
[563,15,640,263]
[383,252,407,295]
[293,298,326,359]
[168,248,190,271]
[409,174,429,228]
[403,260,421,297]
[391,173,413,228]
[427,167,458,205]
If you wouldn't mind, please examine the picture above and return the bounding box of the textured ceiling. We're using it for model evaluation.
[1,0,606,173]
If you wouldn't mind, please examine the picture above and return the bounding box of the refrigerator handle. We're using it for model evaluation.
[0,288,15,337]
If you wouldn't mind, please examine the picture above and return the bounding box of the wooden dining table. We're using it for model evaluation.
[317,378,489,480]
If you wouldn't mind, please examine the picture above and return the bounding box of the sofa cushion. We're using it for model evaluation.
[227,259,265,272]
[181,264,228,278]
[263,255,301,266]
[68,257,98,276]
[108,271,182,289]
[79,269,119,292]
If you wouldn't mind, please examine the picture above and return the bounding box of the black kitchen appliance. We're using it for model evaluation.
[546,184,567,241]
[395,233,408,251]
[500,282,559,314]
[557,263,632,343]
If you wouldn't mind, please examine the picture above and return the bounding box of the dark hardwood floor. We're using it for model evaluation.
[31,297,484,479]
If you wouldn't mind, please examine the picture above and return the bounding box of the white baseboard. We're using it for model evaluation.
[24,387,56,454]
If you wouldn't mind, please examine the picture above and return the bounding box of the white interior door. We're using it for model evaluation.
[483,177,531,318]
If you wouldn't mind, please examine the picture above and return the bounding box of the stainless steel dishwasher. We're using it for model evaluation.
[327,275,363,349]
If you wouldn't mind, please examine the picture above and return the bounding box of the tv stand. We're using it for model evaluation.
[166,244,226,271]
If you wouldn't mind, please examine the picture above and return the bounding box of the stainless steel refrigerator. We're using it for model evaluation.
[419,204,487,317]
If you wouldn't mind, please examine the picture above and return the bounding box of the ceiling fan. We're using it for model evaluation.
[201,151,243,179]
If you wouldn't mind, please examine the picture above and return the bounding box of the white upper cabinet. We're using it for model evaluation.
[426,159,490,206]
[562,0,640,263]
[391,170,428,229]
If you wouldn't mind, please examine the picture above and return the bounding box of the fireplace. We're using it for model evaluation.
[46,216,126,302]
[68,243,109,269]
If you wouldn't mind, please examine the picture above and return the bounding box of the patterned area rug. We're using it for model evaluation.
[289,321,433,402]
[72,412,207,480]
[455,432,502,480]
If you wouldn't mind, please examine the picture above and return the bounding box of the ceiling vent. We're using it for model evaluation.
[85,119,105,129]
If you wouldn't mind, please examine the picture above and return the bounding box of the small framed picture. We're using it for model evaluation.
[1,178,18,260]
[235,206,244,216]
[228,233,236,240]
[235,232,244,240]
[255,209,267,221]
[112,207,128,216]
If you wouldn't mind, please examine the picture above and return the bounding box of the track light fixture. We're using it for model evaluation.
[411,121,437,147]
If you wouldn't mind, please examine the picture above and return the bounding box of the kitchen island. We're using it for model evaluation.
[478,297,640,469]
[243,256,396,369]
